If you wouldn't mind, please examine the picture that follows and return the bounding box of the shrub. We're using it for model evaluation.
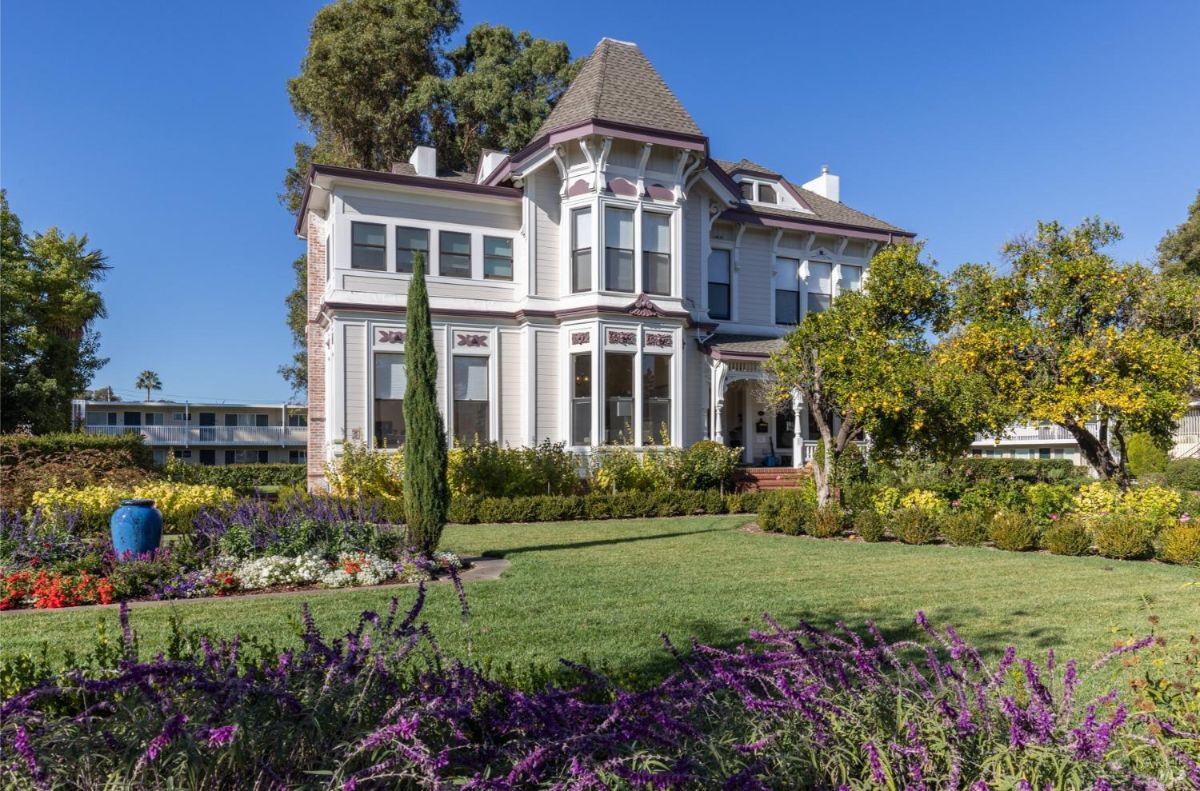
[1157,520,1200,565]
[1043,516,1093,556]
[449,440,580,498]
[1025,482,1075,521]
[940,511,991,546]
[590,446,666,493]
[1092,514,1156,560]
[757,490,814,536]
[951,457,1082,486]
[0,432,153,511]
[1165,458,1200,491]
[1121,485,1183,526]
[326,442,404,502]
[1075,481,1122,517]
[163,462,305,490]
[806,505,845,538]
[892,507,939,545]
[1126,432,1169,475]
[677,441,740,492]
[31,482,236,533]
[988,510,1041,552]
[899,488,947,515]
[853,509,886,542]
[872,486,901,515]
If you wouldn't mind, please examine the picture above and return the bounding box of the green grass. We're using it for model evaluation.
[4,516,1198,682]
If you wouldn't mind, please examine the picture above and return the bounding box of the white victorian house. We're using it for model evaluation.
[296,38,914,489]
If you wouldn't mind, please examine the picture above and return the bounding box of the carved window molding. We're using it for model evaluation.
[456,333,488,348]
[606,330,636,346]
[377,330,406,344]
[571,331,590,346]
[645,332,673,349]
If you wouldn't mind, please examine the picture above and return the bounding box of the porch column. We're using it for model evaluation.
[791,390,803,467]
[710,359,728,444]
[741,383,753,465]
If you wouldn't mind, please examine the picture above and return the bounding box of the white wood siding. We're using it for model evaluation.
[683,347,707,445]
[532,167,561,297]
[738,229,773,326]
[683,194,704,309]
[534,330,559,442]
[433,326,447,419]
[343,324,366,442]
[342,273,514,302]
[499,332,523,446]
[342,190,520,231]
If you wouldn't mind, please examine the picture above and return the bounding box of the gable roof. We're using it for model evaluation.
[713,159,911,235]
[536,38,703,139]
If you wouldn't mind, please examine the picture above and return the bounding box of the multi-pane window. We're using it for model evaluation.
[351,222,387,271]
[395,227,429,274]
[739,182,754,201]
[571,208,592,292]
[483,236,513,280]
[571,353,592,446]
[144,413,164,426]
[289,450,307,464]
[87,411,118,426]
[226,450,268,465]
[708,249,731,320]
[224,414,268,427]
[287,413,308,427]
[199,449,216,466]
[642,213,671,295]
[452,356,489,445]
[373,352,405,448]
[758,184,777,204]
[604,207,634,292]
[838,264,863,294]
[123,412,141,426]
[439,231,472,278]
[807,262,833,314]
[774,257,801,325]
[604,352,634,443]
[642,355,671,445]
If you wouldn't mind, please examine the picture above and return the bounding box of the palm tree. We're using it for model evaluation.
[134,370,162,402]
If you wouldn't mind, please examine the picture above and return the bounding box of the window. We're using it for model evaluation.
[289,450,307,464]
[287,413,308,427]
[144,413,164,426]
[199,449,216,466]
[838,264,863,294]
[225,450,268,465]
[758,184,777,204]
[807,262,832,314]
[173,449,192,460]
[453,356,489,445]
[642,355,671,444]
[224,414,268,427]
[395,227,429,274]
[1039,448,1051,460]
[374,353,405,448]
[604,352,634,443]
[571,353,592,446]
[642,213,671,295]
[774,257,801,325]
[604,207,634,292]
[87,411,117,426]
[351,222,387,271]
[571,208,592,293]
[483,236,513,280]
[172,412,192,422]
[739,182,755,201]
[123,412,141,426]
[439,231,472,278]
[224,450,233,465]
[708,249,731,320]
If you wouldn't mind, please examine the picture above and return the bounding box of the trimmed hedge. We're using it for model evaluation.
[164,463,306,490]
[0,432,155,470]
[1165,459,1200,491]
[951,458,1081,485]
[0,432,155,510]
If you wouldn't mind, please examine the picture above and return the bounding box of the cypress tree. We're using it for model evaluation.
[403,252,449,555]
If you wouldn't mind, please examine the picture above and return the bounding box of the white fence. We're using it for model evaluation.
[83,425,306,446]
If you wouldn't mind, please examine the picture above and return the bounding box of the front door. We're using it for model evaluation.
[199,412,215,442]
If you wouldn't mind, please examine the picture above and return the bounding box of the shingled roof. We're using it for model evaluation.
[536,38,703,138]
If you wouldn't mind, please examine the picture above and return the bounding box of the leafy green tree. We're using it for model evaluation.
[279,254,308,396]
[1125,432,1169,476]
[767,243,984,506]
[1,191,109,433]
[279,2,578,390]
[135,371,162,402]
[942,218,1199,487]
[1158,188,1200,276]
[402,252,448,555]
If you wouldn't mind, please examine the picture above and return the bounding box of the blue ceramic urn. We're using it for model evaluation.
[110,499,163,558]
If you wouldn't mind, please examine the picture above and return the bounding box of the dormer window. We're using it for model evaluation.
[758,184,777,204]
[739,182,754,201]
[738,179,779,205]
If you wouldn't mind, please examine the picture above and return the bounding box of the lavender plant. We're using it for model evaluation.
[2,590,1196,789]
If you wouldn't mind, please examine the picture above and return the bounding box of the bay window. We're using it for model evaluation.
[807,262,832,313]
[483,236,513,280]
[604,207,634,292]
[708,249,731,320]
[351,222,387,271]
[642,212,671,295]
[641,354,671,445]
[452,356,489,445]
[774,257,801,325]
[571,353,592,445]
[439,231,472,278]
[395,227,429,274]
[571,208,592,292]
[373,352,405,448]
[838,264,863,294]
[603,352,634,443]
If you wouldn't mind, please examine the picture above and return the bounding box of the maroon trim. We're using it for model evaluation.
[322,301,697,327]
[709,349,771,361]
[297,164,522,235]
[718,208,915,241]
[776,179,815,214]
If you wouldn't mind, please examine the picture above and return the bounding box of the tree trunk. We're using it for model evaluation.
[1062,419,1128,489]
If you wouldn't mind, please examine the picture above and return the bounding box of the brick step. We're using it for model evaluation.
[734,467,809,492]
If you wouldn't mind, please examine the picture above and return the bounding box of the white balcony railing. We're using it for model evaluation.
[82,425,306,446]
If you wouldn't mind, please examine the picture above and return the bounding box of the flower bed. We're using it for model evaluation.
[1,585,1196,788]
[0,502,464,611]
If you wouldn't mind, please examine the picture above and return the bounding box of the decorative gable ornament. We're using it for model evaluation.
[626,293,668,318]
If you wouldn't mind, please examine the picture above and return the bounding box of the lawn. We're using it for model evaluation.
[4,515,1198,684]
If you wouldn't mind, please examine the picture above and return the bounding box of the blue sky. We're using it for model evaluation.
[3,1,1198,404]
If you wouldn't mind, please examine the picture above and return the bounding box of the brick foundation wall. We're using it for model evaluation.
[306,212,328,491]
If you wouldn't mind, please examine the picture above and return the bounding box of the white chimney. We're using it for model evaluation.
[802,165,840,203]
[477,150,508,183]
[408,145,437,178]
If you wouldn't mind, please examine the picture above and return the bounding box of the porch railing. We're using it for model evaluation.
[81,425,306,446]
